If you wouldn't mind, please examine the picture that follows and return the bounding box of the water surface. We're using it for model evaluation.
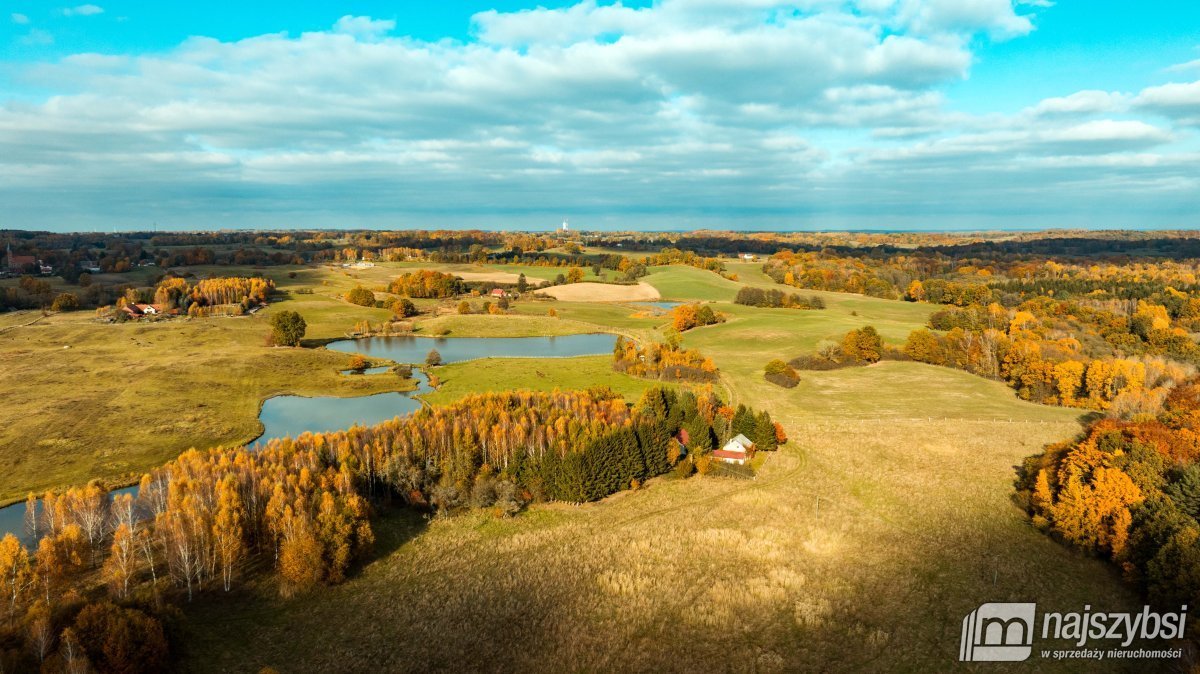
[327,333,617,364]
[256,370,431,443]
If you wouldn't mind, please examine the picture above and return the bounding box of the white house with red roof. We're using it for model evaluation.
[712,434,755,464]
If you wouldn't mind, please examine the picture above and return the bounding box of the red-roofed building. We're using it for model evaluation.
[713,434,755,465]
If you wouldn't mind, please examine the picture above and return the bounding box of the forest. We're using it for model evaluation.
[1016,379,1200,616]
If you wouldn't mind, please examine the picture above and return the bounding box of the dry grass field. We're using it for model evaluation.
[535,281,661,302]
[181,368,1136,673]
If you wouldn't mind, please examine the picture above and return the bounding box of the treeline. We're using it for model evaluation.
[1016,379,1200,617]
[387,270,465,298]
[0,386,761,671]
[613,337,719,383]
[734,286,825,310]
[900,299,1199,413]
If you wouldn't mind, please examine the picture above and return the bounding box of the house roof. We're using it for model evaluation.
[711,449,746,460]
[730,433,754,446]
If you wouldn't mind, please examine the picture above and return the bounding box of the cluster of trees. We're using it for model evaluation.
[0,385,765,669]
[670,303,724,332]
[734,286,825,310]
[612,336,720,383]
[764,359,800,388]
[135,275,275,317]
[387,271,465,298]
[1016,379,1200,615]
[790,327,885,370]
[639,247,725,274]
[0,276,55,311]
[345,286,377,307]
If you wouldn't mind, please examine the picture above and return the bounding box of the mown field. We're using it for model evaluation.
[0,260,1146,671]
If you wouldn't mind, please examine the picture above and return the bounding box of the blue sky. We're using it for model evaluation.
[1,1,1199,231]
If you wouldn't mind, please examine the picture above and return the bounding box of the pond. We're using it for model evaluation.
[632,301,682,311]
[255,369,431,443]
[326,333,618,364]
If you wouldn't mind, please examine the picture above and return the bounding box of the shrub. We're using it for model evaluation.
[392,298,419,317]
[426,349,442,367]
[51,293,80,312]
[764,359,800,388]
[345,286,376,307]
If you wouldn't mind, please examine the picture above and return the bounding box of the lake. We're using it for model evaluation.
[326,333,618,364]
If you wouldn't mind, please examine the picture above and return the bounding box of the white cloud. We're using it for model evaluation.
[0,3,1197,230]
[896,0,1034,40]
[11,13,30,24]
[332,15,395,41]
[1134,79,1200,125]
[1028,90,1128,116]
[62,4,104,17]
[1165,58,1200,74]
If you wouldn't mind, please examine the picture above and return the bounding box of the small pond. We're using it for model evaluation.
[632,301,682,311]
[255,370,432,444]
[326,333,618,364]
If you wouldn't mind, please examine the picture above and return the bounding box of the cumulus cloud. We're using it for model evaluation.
[895,0,1034,40]
[332,15,396,41]
[1135,80,1200,125]
[1028,90,1128,116]
[0,1,1196,230]
[62,4,104,17]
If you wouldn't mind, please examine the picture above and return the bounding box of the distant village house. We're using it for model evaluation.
[121,303,169,319]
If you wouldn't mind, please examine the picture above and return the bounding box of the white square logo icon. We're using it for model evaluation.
[960,602,1037,662]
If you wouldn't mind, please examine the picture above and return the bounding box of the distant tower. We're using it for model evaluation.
[4,244,10,271]
[561,218,569,232]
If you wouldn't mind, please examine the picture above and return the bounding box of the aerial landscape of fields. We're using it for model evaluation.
[4,1,1200,672]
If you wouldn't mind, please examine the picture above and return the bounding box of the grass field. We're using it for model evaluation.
[1,260,1148,671]
[421,355,679,407]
